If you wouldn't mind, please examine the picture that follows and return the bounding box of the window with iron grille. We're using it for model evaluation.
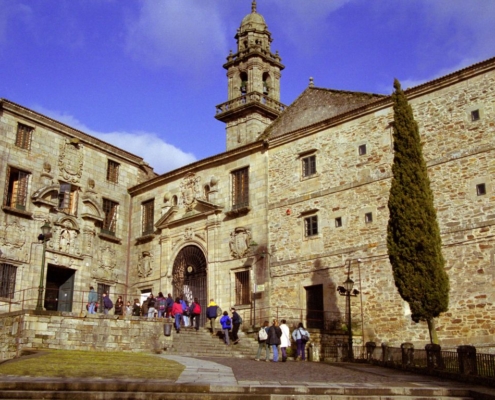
[4,166,30,210]
[106,160,120,183]
[232,167,249,210]
[142,199,154,235]
[102,199,119,235]
[302,155,316,177]
[304,215,318,237]
[235,270,250,305]
[15,123,33,150]
[0,263,17,299]
[58,182,78,215]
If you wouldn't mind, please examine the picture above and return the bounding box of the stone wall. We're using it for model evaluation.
[0,311,171,361]
[266,64,495,347]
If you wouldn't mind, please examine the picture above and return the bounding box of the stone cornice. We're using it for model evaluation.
[128,141,265,195]
[0,99,152,170]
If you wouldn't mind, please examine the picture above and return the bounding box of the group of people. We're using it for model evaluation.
[88,288,310,361]
[255,319,310,362]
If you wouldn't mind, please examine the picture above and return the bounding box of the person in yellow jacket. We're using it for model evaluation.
[206,299,220,335]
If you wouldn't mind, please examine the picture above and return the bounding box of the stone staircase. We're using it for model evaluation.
[163,325,259,359]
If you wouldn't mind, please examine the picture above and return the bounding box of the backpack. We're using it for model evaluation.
[192,303,201,314]
[225,317,231,327]
[238,315,243,324]
[258,327,268,341]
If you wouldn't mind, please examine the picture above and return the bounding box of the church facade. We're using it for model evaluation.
[1,2,494,348]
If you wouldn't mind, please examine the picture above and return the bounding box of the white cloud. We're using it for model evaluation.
[0,1,32,47]
[124,1,228,77]
[33,106,196,175]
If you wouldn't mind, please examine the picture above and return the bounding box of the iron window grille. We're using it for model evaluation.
[5,167,29,210]
[0,263,17,299]
[106,160,120,183]
[15,123,33,150]
[235,270,250,305]
[142,199,155,235]
[232,167,249,210]
[302,155,317,177]
[304,215,318,237]
[102,199,119,235]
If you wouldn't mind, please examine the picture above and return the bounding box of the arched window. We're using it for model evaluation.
[172,195,178,206]
[262,72,271,95]
[240,72,248,95]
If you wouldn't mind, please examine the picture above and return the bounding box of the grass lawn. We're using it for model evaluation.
[0,350,184,380]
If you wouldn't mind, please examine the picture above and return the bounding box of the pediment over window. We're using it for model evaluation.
[155,200,223,229]
[31,184,59,208]
[54,215,80,232]
[81,196,104,222]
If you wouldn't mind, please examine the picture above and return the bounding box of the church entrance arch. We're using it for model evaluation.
[172,245,207,327]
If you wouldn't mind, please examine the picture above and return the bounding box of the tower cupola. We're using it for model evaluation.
[215,0,286,151]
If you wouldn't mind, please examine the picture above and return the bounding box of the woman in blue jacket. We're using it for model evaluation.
[219,311,232,345]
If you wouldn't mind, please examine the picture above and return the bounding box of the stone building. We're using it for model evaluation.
[1,1,494,348]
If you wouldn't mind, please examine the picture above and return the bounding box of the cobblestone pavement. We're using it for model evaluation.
[197,357,480,388]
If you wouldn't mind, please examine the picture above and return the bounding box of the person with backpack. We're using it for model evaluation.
[190,297,201,331]
[219,310,232,345]
[292,322,310,361]
[267,319,282,362]
[206,299,219,335]
[230,307,242,344]
[171,297,183,333]
[102,292,113,315]
[254,320,270,361]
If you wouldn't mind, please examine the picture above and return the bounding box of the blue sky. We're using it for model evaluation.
[1,0,494,174]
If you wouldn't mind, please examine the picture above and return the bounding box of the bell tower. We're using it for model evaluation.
[215,1,286,151]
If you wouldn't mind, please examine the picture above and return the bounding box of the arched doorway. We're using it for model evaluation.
[172,245,207,327]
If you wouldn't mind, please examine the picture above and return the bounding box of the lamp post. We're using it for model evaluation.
[36,221,52,311]
[337,259,360,361]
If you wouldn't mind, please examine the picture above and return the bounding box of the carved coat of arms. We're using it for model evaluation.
[180,173,200,211]
[58,141,84,183]
[229,227,252,259]
[137,251,153,277]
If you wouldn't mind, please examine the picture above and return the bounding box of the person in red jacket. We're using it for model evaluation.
[171,297,183,333]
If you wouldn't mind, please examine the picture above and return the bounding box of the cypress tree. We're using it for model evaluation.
[386,79,449,344]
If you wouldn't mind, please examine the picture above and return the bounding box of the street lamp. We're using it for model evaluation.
[36,221,52,311]
[337,259,361,361]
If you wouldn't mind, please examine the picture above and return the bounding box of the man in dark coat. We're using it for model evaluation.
[206,299,219,335]
[267,319,282,362]
[231,307,241,344]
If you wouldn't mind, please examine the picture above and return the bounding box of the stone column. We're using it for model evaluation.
[457,345,478,376]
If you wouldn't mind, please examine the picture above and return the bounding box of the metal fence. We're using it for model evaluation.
[323,343,495,383]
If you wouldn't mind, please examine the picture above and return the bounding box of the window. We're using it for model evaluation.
[232,167,249,210]
[304,215,318,237]
[471,109,480,122]
[476,183,486,196]
[15,123,33,150]
[0,263,17,299]
[58,182,78,215]
[365,212,373,223]
[358,144,367,156]
[235,270,250,305]
[142,199,154,235]
[106,160,120,183]
[4,167,29,210]
[102,199,119,235]
[302,155,316,177]
[335,217,342,228]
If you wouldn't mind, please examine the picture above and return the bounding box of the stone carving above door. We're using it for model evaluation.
[91,245,118,283]
[58,140,84,183]
[180,172,201,211]
[229,227,252,259]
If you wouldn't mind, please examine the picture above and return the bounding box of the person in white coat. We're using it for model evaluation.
[279,319,291,362]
